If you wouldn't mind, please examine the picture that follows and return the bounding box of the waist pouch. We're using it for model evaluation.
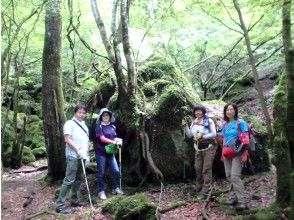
[196,139,213,150]
[222,138,243,159]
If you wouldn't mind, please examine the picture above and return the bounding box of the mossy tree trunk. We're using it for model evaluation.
[272,72,291,206]
[233,0,273,143]
[42,0,66,181]
[282,0,294,217]
[10,63,21,169]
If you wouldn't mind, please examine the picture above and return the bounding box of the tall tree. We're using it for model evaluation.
[90,0,163,179]
[42,0,66,181]
[282,0,294,217]
[233,0,273,142]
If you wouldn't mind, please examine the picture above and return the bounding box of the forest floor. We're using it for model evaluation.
[2,160,277,220]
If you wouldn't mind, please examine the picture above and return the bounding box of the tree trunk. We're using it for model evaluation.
[233,0,273,143]
[121,0,136,97]
[42,0,66,182]
[90,0,128,102]
[272,72,291,207]
[10,65,21,168]
[282,0,294,217]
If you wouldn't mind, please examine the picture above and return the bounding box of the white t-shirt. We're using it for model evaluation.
[63,117,89,158]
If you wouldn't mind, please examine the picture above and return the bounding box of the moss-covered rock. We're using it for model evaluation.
[141,79,170,97]
[101,193,156,220]
[22,146,36,164]
[96,54,269,183]
[32,147,46,159]
[25,116,45,149]
[2,146,12,167]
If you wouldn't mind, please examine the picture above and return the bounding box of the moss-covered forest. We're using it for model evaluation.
[1,0,294,219]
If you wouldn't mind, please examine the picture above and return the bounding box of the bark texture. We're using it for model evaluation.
[282,0,294,216]
[42,0,66,181]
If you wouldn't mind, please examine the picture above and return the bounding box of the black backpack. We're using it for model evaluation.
[89,119,98,143]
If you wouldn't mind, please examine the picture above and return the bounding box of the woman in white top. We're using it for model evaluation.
[182,104,217,193]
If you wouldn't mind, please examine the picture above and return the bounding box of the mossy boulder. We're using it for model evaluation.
[101,193,156,220]
[32,147,47,159]
[86,72,116,111]
[2,146,12,167]
[26,115,45,149]
[99,55,269,183]
[22,146,36,164]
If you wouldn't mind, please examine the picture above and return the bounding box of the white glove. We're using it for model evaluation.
[77,148,87,159]
[114,138,123,146]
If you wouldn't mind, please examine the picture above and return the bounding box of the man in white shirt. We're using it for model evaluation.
[56,103,89,214]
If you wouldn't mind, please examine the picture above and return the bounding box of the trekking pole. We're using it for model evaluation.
[80,159,94,213]
[118,145,122,190]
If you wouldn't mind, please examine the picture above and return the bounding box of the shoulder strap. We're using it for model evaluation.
[237,119,241,133]
[72,120,89,137]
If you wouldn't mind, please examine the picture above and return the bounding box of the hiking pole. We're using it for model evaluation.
[80,159,94,213]
[118,145,122,190]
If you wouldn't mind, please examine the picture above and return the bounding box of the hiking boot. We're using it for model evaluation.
[112,187,124,195]
[225,197,238,206]
[98,191,107,200]
[71,201,84,207]
[56,207,71,214]
[236,203,249,211]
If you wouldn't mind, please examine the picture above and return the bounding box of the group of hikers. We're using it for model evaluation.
[56,104,123,214]
[182,103,251,211]
[55,102,253,214]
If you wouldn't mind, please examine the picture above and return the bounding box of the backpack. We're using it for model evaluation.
[88,119,98,143]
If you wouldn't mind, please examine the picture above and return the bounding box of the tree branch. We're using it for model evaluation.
[200,6,243,34]
[121,0,136,96]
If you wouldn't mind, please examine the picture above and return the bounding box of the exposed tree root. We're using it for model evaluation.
[159,201,188,213]
[12,166,47,174]
[201,184,215,220]
[25,210,57,220]
[139,114,164,180]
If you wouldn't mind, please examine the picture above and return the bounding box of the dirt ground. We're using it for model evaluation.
[1,163,277,220]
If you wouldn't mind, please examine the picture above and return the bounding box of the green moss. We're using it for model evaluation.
[138,55,199,105]
[142,79,170,97]
[234,203,282,220]
[107,91,118,109]
[203,100,226,106]
[101,193,156,220]
[38,173,60,186]
[240,115,267,135]
[26,117,45,149]
[139,55,176,81]
[22,146,36,164]
[32,147,46,159]
[155,85,189,127]
[272,72,287,134]
[2,146,12,167]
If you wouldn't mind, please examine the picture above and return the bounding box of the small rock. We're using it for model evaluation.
[252,193,261,200]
